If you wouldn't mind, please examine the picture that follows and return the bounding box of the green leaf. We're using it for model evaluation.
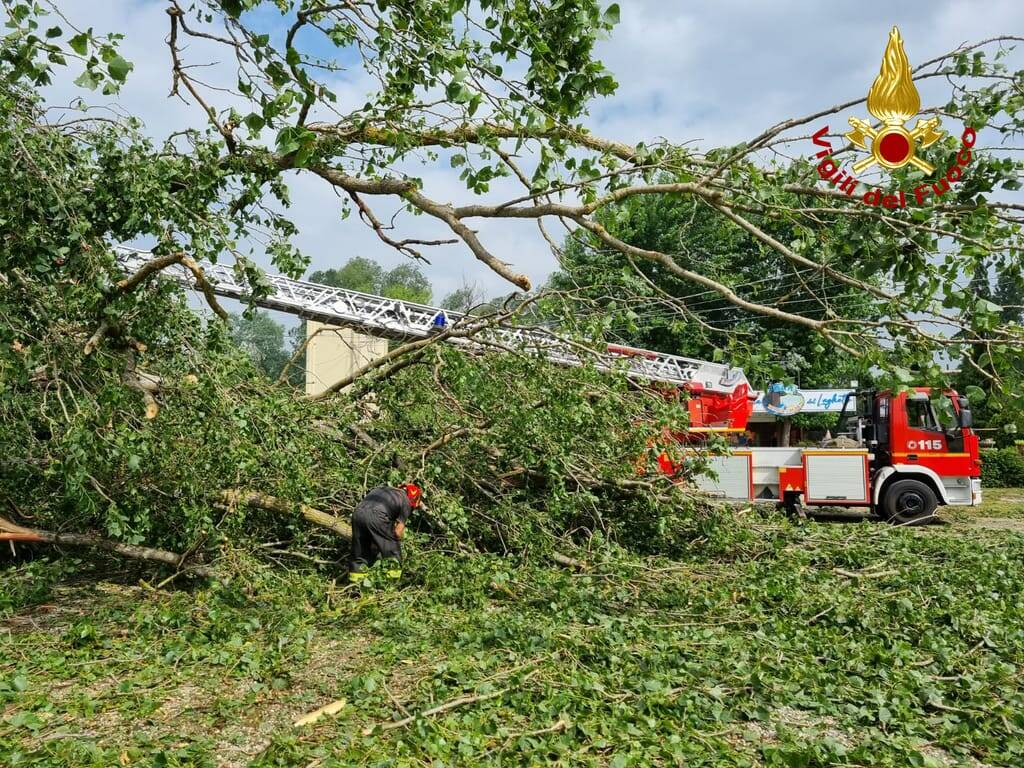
[107,54,132,82]
[603,3,621,25]
[275,127,302,154]
[293,143,314,168]
[220,0,243,18]
[73,70,99,91]
[244,113,265,133]
[964,385,986,404]
[68,33,88,55]
[976,298,1002,315]
[446,81,472,104]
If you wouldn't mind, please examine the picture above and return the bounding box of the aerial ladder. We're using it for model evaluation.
[114,248,757,430]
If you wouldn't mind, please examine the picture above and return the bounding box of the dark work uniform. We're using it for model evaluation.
[348,487,411,574]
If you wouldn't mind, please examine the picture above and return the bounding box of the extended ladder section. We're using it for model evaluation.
[115,248,757,429]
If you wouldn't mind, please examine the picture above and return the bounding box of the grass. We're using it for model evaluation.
[943,486,1024,528]
[3,494,1024,767]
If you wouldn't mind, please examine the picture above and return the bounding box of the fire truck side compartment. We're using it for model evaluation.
[693,453,753,500]
[802,451,871,505]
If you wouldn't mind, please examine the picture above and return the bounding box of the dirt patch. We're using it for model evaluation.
[211,634,373,768]
[727,707,992,767]
[725,705,854,756]
[1,582,164,636]
[964,517,1024,532]
[772,706,853,748]
[916,743,992,768]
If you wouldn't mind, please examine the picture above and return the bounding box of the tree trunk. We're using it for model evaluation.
[779,418,792,447]
[217,490,353,539]
[0,517,212,576]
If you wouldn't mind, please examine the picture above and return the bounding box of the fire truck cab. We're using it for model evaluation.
[819,388,982,523]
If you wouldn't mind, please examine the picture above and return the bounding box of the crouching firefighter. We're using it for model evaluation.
[348,483,421,585]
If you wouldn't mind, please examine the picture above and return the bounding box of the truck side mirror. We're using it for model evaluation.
[957,397,973,429]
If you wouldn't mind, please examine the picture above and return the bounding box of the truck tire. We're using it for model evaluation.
[882,479,938,526]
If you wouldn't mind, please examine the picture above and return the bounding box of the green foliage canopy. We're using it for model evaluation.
[3,1,1023,418]
[310,257,433,304]
[550,191,880,389]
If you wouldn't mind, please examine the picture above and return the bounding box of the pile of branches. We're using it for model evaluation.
[2,230,702,575]
[1,278,704,573]
[0,51,706,578]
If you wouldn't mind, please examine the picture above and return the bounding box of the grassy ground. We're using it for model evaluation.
[949,486,1024,527]
[3,492,1024,767]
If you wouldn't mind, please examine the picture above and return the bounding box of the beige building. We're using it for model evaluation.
[304,320,388,397]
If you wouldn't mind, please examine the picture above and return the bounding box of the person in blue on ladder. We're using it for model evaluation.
[348,483,421,584]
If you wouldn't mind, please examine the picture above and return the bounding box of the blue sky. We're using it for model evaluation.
[47,0,1024,315]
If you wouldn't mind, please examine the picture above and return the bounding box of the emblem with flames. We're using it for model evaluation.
[846,27,943,175]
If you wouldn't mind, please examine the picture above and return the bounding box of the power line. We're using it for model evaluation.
[578,282,877,320]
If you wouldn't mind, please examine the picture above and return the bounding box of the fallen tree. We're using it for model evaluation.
[0,92,697,566]
[0,516,213,576]
[4,4,1021,576]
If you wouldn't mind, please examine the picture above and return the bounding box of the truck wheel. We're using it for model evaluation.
[883,479,938,526]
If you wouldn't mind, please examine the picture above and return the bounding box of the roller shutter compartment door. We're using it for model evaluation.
[803,453,869,505]
[693,454,753,500]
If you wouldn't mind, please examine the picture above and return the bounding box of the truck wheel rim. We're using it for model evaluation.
[897,491,924,516]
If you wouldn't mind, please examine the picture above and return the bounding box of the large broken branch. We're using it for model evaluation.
[217,490,353,539]
[156,9,1024,363]
[180,256,229,319]
[113,250,226,320]
[0,516,212,576]
[115,251,185,293]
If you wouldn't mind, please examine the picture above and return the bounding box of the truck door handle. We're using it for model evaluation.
[907,454,918,461]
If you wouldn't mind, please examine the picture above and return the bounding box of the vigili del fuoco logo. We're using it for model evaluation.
[811,26,976,209]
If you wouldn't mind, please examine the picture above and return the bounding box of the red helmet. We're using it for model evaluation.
[403,483,422,507]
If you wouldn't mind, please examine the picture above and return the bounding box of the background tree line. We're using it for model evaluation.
[230,257,491,381]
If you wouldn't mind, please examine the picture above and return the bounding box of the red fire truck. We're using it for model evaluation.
[678,387,982,525]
